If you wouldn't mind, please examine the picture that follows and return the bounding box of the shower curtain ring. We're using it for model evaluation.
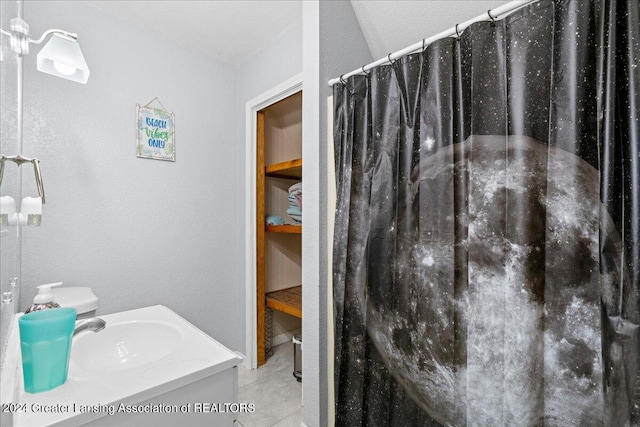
[455,24,461,38]
[387,53,393,64]
[339,74,346,84]
[422,38,426,51]
[361,65,369,76]
[487,9,496,22]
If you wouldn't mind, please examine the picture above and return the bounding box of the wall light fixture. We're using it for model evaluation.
[0,154,45,227]
[1,17,90,84]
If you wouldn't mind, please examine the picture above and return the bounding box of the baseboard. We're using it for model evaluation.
[272,328,301,347]
[240,328,301,369]
[235,350,251,370]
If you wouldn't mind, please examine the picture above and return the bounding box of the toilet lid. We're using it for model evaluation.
[52,287,99,314]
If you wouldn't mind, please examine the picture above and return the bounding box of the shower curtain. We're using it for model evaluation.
[332,0,639,425]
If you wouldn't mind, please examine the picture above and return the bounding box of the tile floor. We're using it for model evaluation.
[237,342,302,427]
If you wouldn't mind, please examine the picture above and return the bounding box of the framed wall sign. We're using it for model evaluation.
[136,98,175,161]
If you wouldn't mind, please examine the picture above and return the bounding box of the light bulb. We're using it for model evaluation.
[53,61,77,76]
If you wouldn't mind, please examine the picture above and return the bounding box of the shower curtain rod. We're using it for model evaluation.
[328,0,537,86]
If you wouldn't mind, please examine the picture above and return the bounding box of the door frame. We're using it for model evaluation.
[244,73,303,369]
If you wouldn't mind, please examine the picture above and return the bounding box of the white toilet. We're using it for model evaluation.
[52,287,99,319]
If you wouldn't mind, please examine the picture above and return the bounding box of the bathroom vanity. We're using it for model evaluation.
[0,305,243,427]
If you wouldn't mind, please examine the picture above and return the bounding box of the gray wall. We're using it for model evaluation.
[20,1,243,351]
[302,1,373,425]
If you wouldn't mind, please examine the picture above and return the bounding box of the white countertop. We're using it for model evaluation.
[0,305,242,427]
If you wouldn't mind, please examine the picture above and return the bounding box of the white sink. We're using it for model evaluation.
[1,305,243,427]
[72,321,182,371]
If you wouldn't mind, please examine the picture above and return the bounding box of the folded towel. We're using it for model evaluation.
[287,206,302,223]
[288,193,302,210]
[288,182,302,194]
[287,206,302,216]
[288,182,302,210]
[265,215,285,225]
[288,215,302,224]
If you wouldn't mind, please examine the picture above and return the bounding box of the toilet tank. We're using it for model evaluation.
[52,287,99,319]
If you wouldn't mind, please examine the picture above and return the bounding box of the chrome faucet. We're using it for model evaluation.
[73,318,106,336]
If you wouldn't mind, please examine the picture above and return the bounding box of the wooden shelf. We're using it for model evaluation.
[266,285,302,318]
[256,92,303,367]
[265,158,302,179]
[266,224,302,234]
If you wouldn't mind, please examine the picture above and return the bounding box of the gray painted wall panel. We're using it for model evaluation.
[302,1,373,425]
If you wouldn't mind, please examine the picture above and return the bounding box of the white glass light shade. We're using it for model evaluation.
[36,33,90,84]
[0,196,18,225]
[18,197,43,226]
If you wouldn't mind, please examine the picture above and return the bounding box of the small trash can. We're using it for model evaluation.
[293,334,302,382]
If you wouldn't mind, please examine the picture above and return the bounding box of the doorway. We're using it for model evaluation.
[244,74,303,369]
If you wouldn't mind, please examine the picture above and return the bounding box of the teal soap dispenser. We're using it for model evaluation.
[25,282,62,314]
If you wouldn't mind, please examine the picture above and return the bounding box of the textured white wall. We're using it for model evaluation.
[237,18,303,107]
[349,0,508,60]
[20,1,243,351]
